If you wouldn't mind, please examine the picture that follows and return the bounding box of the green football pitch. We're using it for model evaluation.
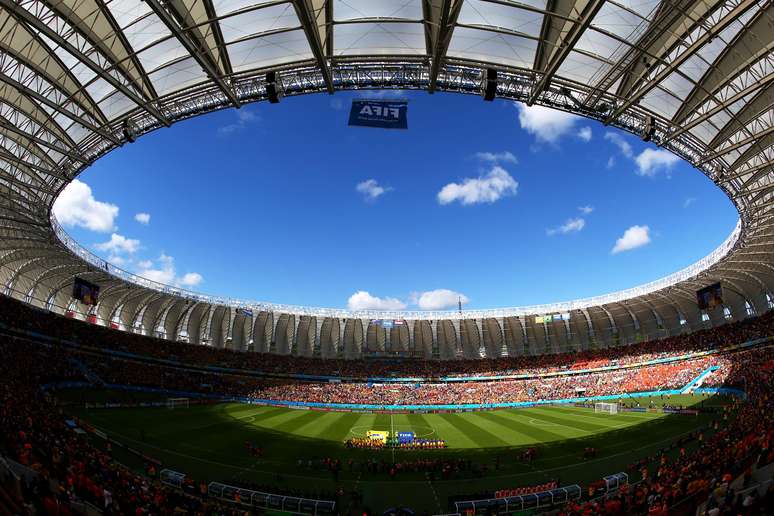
[71,393,727,514]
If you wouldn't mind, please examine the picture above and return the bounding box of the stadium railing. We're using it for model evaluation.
[207,481,336,515]
[453,484,581,513]
[603,472,628,491]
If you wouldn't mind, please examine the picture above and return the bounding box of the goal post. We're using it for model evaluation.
[594,402,618,415]
[166,397,189,409]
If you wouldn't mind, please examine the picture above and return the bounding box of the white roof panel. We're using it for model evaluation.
[447,26,537,69]
[227,30,312,71]
[333,0,423,21]
[334,22,426,56]
[123,12,172,52]
[105,0,153,29]
[219,3,301,43]
[137,37,191,74]
[212,0,287,17]
[457,0,544,38]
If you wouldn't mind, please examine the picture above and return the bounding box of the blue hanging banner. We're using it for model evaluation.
[348,100,408,129]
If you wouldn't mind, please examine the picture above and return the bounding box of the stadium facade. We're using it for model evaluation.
[0,0,771,359]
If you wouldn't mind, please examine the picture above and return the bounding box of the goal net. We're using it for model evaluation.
[166,397,189,409]
[594,402,618,415]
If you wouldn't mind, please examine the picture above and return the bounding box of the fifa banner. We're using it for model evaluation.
[367,430,389,443]
[397,431,414,444]
[371,319,405,328]
[348,100,408,129]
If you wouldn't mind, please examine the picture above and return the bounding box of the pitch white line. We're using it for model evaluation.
[390,413,395,465]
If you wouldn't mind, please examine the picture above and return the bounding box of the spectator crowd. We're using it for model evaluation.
[0,293,772,515]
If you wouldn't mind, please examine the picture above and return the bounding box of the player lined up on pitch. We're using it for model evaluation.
[345,430,447,449]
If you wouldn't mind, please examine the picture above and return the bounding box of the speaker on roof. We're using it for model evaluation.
[265,71,282,104]
[641,115,655,142]
[481,68,498,101]
[122,119,137,143]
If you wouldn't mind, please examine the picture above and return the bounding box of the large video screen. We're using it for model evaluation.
[72,277,100,306]
[696,282,723,310]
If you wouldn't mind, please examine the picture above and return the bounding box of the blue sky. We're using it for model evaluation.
[53,91,738,311]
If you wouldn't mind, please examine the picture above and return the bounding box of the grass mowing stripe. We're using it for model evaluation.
[292,412,352,439]
[483,410,578,442]
[153,406,267,438]
[316,412,363,441]
[560,409,667,431]
[269,410,327,433]
[470,411,542,444]
[405,413,438,439]
[438,413,510,448]
[426,414,478,448]
[543,406,659,422]
[526,408,614,432]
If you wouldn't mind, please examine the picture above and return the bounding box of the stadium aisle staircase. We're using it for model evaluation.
[68,357,106,386]
[681,366,719,394]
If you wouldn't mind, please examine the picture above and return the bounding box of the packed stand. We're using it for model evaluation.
[1,294,772,380]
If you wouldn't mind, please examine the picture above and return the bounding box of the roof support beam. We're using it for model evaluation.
[701,126,774,165]
[661,74,772,147]
[733,131,774,173]
[428,0,463,93]
[672,3,773,125]
[528,0,605,105]
[720,160,772,184]
[0,74,117,149]
[0,121,83,165]
[709,82,774,149]
[202,0,235,77]
[144,0,241,107]
[0,0,169,127]
[601,0,721,106]
[43,1,159,103]
[293,0,334,94]
[605,0,758,125]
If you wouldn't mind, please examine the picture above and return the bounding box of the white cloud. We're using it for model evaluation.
[437,166,518,206]
[683,197,696,208]
[95,233,140,254]
[137,253,203,288]
[356,179,392,201]
[515,103,580,144]
[612,225,651,254]
[179,272,203,287]
[107,254,128,267]
[578,205,594,214]
[218,109,259,134]
[606,156,616,169]
[605,131,680,177]
[413,289,469,311]
[547,217,586,236]
[134,212,150,225]
[53,179,118,233]
[475,151,518,164]
[604,132,633,157]
[137,256,175,285]
[347,291,407,311]
[577,126,592,142]
[635,148,680,177]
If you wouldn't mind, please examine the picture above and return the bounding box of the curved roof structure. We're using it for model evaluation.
[0,0,771,359]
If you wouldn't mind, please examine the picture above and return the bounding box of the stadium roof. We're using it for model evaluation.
[0,0,771,357]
